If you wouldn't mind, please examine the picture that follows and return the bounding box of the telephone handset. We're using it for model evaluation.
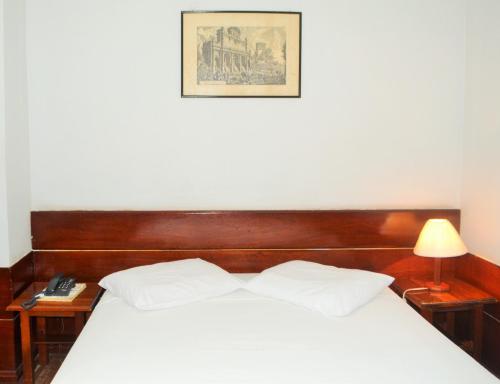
[21,273,77,310]
[44,273,76,296]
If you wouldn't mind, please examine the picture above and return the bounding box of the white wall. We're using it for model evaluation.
[0,0,10,267]
[461,0,500,266]
[26,0,465,210]
[0,0,32,267]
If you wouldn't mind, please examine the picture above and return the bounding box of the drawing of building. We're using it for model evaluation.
[201,27,251,79]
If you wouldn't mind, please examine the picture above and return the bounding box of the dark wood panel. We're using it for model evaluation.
[455,254,500,376]
[0,317,21,382]
[10,252,34,300]
[33,248,455,282]
[31,210,460,250]
[0,252,33,382]
[0,268,13,319]
[455,254,500,298]
[0,253,34,319]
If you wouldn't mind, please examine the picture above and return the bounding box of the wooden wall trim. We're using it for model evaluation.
[9,253,35,302]
[0,252,34,381]
[31,209,460,281]
[455,254,500,298]
[455,254,500,377]
[1,253,34,319]
[33,248,456,282]
[31,210,460,250]
[0,269,13,319]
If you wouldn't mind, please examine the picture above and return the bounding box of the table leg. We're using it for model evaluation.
[421,308,434,324]
[74,313,85,336]
[472,305,484,360]
[36,317,49,366]
[20,312,34,384]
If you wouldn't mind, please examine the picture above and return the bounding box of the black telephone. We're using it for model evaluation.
[44,273,76,296]
[21,273,76,310]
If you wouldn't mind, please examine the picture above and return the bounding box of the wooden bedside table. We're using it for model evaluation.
[392,276,497,360]
[6,282,103,384]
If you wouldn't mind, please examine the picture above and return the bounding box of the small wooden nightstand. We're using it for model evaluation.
[6,282,103,384]
[392,276,497,360]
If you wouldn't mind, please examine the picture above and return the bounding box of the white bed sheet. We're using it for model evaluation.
[53,274,498,384]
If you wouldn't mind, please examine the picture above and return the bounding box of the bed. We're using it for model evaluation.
[31,210,498,382]
[52,274,498,384]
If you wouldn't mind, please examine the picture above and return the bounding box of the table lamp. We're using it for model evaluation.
[414,219,467,292]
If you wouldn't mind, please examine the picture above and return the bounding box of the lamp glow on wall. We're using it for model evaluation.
[414,219,467,292]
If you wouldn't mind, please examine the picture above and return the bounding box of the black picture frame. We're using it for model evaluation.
[181,11,302,98]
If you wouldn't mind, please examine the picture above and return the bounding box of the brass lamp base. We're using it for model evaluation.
[425,258,451,292]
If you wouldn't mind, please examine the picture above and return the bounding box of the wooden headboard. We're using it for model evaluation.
[31,210,460,281]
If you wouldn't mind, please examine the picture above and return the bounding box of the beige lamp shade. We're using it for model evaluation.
[414,219,467,258]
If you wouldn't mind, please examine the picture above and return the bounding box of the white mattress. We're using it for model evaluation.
[53,274,498,384]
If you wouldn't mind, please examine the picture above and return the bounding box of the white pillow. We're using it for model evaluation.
[99,258,242,310]
[245,260,394,317]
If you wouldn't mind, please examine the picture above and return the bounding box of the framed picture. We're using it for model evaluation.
[182,11,301,98]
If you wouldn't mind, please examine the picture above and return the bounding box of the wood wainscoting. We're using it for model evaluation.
[31,210,459,281]
[0,252,34,382]
[31,210,461,251]
[456,254,500,377]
